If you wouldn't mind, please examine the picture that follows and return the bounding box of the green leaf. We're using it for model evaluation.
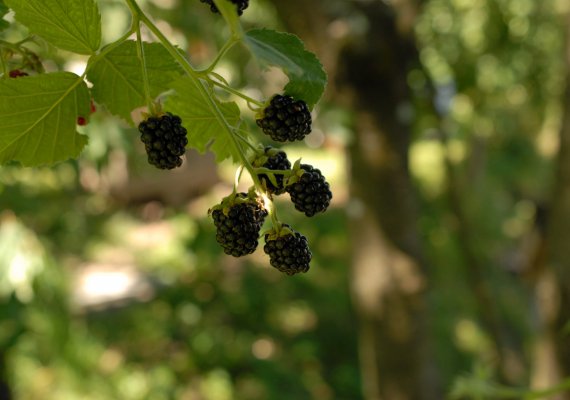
[244,28,327,109]
[212,0,243,37]
[0,72,90,166]
[4,0,101,55]
[0,2,8,16]
[165,77,241,163]
[87,40,183,125]
[0,1,9,32]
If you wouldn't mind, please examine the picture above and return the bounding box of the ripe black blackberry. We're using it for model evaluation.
[254,147,291,195]
[264,225,312,275]
[256,95,312,142]
[139,112,188,170]
[286,164,332,217]
[200,0,249,15]
[211,193,268,257]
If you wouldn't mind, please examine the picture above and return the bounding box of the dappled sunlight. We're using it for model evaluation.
[1,0,570,398]
[73,264,155,309]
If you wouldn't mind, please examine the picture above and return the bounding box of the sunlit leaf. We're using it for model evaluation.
[0,72,90,166]
[244,28,327,109]
[165,76,241,162]
[4,0,101,54]
[87,40,183,125]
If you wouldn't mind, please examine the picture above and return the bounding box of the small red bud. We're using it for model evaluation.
[77,116,87,126]
[8,70,28,78]
[90,100,96,114]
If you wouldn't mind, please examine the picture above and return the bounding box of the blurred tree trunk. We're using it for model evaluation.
[0,352,11,400]
[544,8,570,387]
[272,1,438,398]
[529,10,570,400]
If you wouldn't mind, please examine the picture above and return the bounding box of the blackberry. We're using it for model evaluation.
[254,147,291,195]
[286,164,332,217]
[256,95,312,142]
[211,193,268,257]
[200,0,249,15]
[264,225,311,275]
[139,112,188,170]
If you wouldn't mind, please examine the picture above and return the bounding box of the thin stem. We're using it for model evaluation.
[210,79,264,107]
[14,36,35,47]
[134,17,155,114]
[234,129,258,153]
[234,165,244,191]
[99,30,135,57]
[199,37,239,74]
[0,51,7,77]
[209,71,229,85]
[123,0,263,189]
[124,0,199,76]
[0,40,28,56]
[264,194,280,228]
[79,29,136,78]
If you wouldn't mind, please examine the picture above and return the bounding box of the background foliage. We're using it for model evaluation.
[1,0,570,399]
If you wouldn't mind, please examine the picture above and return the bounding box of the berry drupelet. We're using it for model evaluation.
[139,112,188,170]
[200,0,249,15]
[211,193,268,257]
[286,164,332,217]
[256,95,312,142]
[264,225,312,275]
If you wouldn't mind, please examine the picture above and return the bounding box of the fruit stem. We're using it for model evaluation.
[198,37,239,74]
[133,16,156,115]
[123,0,263,189]
[14,36,35,47]
[234,129,258,153]
[0,39,23,54]
[0,51,7,78]
[234,165,244,192]
[211,0,245,40]
[125,0,262,185]
[263,194,281,229]
[210,78,264,107]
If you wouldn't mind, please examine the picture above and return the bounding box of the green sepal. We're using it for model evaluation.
[264,223,295,242]
[208,188,264,217]
[283,158,305,187]
[212,0,243,37]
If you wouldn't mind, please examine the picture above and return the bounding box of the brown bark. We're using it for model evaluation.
[339,5,434,399]
[272,1,438,398]
[528,10,570,400]
[545,8,570,383]
[0,351,11,400]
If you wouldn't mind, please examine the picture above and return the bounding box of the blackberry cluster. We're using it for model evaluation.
[287,164,332,217]
[256,95,312,142]
[212,194,268,257]
[257,147,291,195]
[139,113,188,170]
[200,0,249,15]
[264,225,312,275]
